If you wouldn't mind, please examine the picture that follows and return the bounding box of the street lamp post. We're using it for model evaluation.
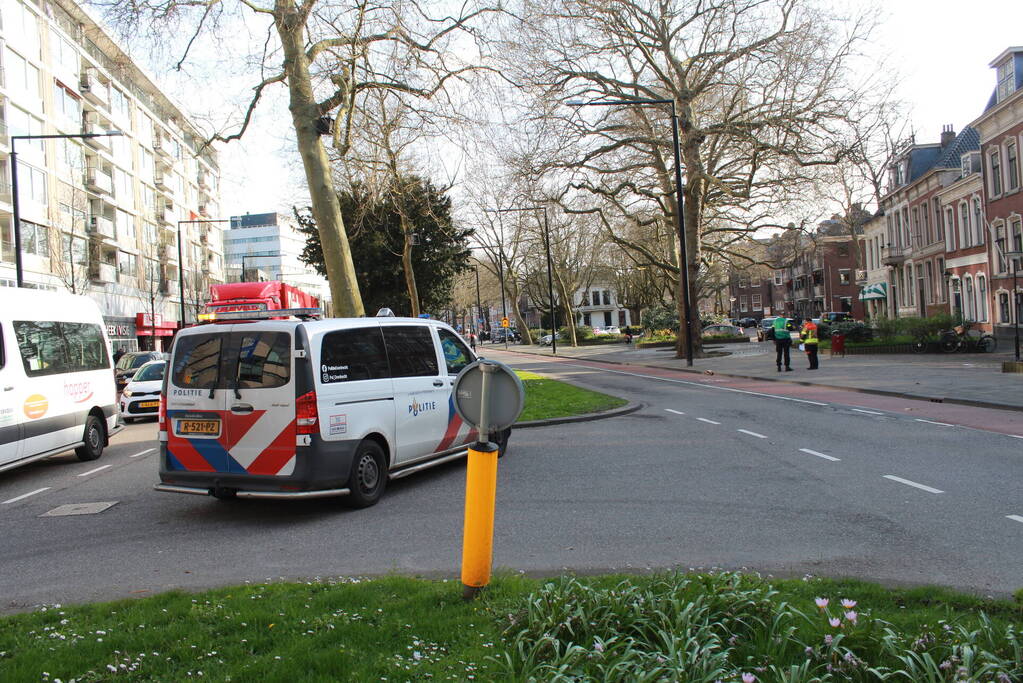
[484,206,558,355]
[177,218,230,328]
[474,234,510,350]
[473,265,484,339]
[569,98,694,366]
[12,131,124,287]
[997,238,1022,362]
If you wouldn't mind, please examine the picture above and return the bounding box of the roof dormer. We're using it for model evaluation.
[990,46,1023,104]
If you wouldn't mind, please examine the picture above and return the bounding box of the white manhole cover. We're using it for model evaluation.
[42,502,119,517]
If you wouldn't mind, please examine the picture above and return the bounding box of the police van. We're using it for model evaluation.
[155,309,510,507]
[0,290,120,473]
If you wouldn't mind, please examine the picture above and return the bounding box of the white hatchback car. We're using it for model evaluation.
[119,360,166,422]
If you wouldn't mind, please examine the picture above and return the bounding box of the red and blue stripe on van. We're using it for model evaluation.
[166,409,297,476]
[434,396,477,452]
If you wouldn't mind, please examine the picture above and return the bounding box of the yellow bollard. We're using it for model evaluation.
[461,441,499,600]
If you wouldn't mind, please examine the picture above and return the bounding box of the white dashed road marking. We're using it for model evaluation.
[3,487,51,504]
[78,465,111,477]
[737,429,767,438]
[564,364,830,406]
[696,418,721,425]
[852,408,884,415]
[883,475,943,494]
[1007,515,1023,524]
[799,448,840,462]
[664,409,686,415]
[129,448,156,458]
[915,419,953,427]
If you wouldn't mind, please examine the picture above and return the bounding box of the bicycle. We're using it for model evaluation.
[936,324,998,353]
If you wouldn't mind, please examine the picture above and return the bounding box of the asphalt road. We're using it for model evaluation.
[1,354,1021,613]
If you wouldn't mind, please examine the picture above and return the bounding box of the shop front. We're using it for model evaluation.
[136,313,178,351]
[104,316,139,354]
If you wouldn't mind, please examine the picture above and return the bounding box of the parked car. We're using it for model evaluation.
[821,311,854,323]
[539,332,562,346]
[114,351,167,392]
[604,325,621,335]
[119,360,166,422]
[738,317,758,328]
[702,324,744,337]
[491,328,521,343]
[756,316,778,341]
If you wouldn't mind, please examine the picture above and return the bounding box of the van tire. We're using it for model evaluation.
[345,441,387,508]
[76,415,105,462]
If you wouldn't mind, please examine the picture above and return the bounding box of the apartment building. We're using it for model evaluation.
[0,0,223,350]
[974,46,1023,343]
[224,211,330,306]
[575,284,632,329]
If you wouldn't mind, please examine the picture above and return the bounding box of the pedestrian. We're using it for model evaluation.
[468,331,477,352]
[113,346,126,364]
[624,325,633,344]
[800,318,819,370]
[772,316,793,372]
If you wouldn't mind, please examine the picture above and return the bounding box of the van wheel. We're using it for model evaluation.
[345,441,387,508]
[494,428,510,459]
[76,415,105,462]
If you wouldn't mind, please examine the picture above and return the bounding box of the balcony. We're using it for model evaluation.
[153,204,173,226]
[154,171,170,191]
[85,166,113,195]
[881,245,908,266]
[79,71,110,108]
[161,242,178,262]
[90,261,116,283]
[0,120,8,150]
[197,169,210,190]
[153,136,174,161]
[88,215,115,240]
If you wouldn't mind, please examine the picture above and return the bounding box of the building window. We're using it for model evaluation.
[959,203,971,248]
[582,312,591,326]
[1013,217,1023,260]
[995,222,1008,273]
[937,257,945,302]
[17,161,48,206]
[52,83,81,124]
[978,275,988,322]
[997,59,1015,102]
[1008,141,1020,191]
[739,295,748,311]
[999,292,1010,323]
[925,261,934,304]
[119,252,137,278]
[774,270,783,285]
[973,198,984,245]
[990,150,1003,196]
[61,233,88,265]
[21,221,49,257]
[839,269,850,285]
[933,198,943,242]
[945,208,955,250]
[752,294,762,310]
[964,275,975,321]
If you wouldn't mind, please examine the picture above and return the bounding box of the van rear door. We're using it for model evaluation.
[166,329,232,472]
[223,328,296,476]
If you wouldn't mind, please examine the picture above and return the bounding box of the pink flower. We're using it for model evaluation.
[593,639,604,653]
[844,611,858,625]
[824,634,833,645]
[841,599,857,609]
[814,597,829,609]
[742,674,756,683]
[829,617,841,628]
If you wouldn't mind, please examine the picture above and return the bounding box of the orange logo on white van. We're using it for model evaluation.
[24,394,49,419]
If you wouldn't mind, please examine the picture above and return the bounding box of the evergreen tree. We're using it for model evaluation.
[296,177,473,317]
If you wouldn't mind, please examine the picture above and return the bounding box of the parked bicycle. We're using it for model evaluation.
[911,323,998,353]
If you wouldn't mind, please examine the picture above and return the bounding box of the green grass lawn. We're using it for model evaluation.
[515,370,628,422]
[1,573,1019,681]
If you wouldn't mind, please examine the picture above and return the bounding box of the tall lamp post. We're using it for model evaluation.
[568,97,694,366]
[474,232,509,350]
[484,206,558,355]
[473,264,484,339]
[12,130,123,287]
[177,218,230,327]
[997,238,1022,362]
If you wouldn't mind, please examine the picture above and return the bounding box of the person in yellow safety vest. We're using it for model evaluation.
[800,319,820,370]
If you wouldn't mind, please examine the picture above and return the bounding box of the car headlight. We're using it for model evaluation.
[123,390,133,397]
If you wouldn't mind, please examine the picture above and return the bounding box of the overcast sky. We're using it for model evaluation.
[130,1,1023,220]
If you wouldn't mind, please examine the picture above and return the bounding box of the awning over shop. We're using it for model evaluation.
[859,282,888,301]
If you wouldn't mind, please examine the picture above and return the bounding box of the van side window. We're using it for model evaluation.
[172,334,224,389]
[320,327,389,382]
[438,328,473,375]
[61,322,110,371]
[14,321,71,376]
[381,325,438,377]
[236,332,291,389]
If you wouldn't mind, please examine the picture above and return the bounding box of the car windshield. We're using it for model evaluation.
[130,354,154,369]
[133,362,166,382]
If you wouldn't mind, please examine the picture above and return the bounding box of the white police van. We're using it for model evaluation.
[0,290,120,473]
[155,309,510,507]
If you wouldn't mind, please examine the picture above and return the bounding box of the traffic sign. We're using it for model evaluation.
[500,317,510,328]
[452,360,524,438]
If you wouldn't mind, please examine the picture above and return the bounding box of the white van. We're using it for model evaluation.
[0,289,121,473]
[155,309,510,507]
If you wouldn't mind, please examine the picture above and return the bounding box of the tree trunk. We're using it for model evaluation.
[554,274,578,346]
[276,4,363,317]
[502,272,533,345]
[676,130,703,360]
[399,213,421,317]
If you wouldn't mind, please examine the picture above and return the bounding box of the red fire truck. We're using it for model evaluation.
[206,282,320,317]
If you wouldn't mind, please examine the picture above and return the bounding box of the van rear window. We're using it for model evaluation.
[172,334,224,389]
[236,332,290,389]
[319,327,389,382]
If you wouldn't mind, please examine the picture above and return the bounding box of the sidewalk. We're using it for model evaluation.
[488,339,1023,412]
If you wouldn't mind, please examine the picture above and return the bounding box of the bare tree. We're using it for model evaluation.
[497,0,884,357]
[92,0,498,317]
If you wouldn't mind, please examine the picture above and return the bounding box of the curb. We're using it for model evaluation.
[496,348,1023,414]
[514,401,643,429]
